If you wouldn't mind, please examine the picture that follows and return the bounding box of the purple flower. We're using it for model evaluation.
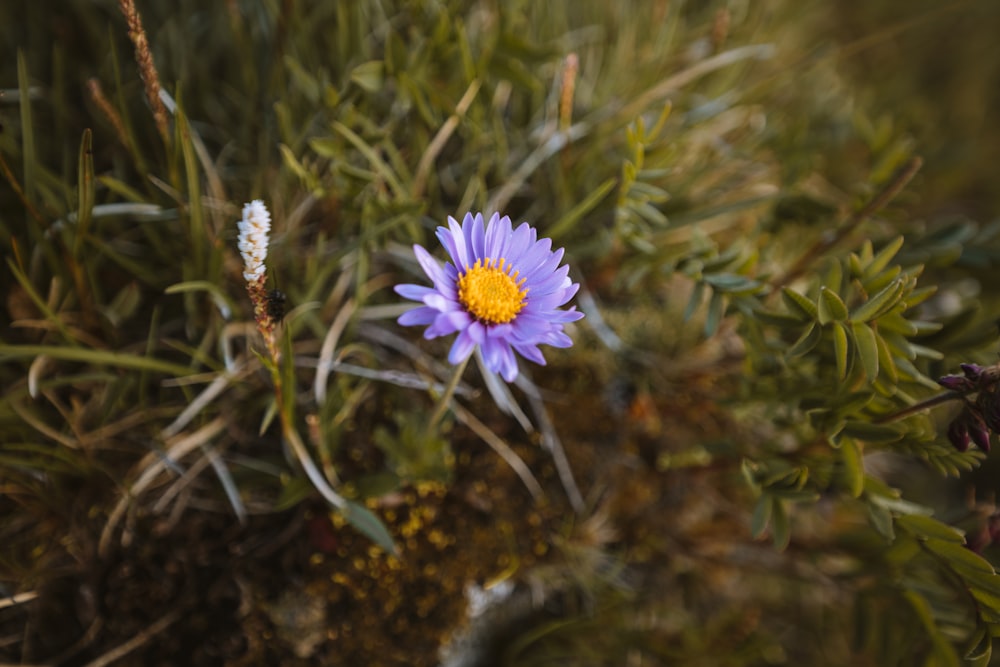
[395,212,584,382]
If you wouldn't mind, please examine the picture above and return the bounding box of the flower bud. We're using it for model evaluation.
[961,363,985,380]
[947,418,970,452]
[970,421,992,453]
[937,375,974,392]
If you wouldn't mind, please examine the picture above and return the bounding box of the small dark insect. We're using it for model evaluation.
[265,289,287,320]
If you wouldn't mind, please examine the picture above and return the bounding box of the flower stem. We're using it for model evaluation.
[426,355,470,435]
[876,391,965,424]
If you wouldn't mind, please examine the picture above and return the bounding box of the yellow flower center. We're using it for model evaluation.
[457,257,527,325]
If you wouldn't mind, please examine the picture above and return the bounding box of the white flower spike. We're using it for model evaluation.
[238,199,271,283]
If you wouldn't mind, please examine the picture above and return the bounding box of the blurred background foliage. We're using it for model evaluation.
[2,0,1000,665]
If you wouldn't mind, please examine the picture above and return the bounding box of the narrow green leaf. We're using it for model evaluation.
[851,279,903,322]
[860,265,901,296]
[344,500,397,554]
[859,239,874,264]
[104,281,142,327]
[549,177,617,239]
[704,290,724,337]
[964,625,991,663]
[741,459,759,490]
[966,570,1000,598]
[906,285,938,309]
[903,589,937,633]
[879,312,919,336]
[684,281,705,322]
[781,287,817,320]
[970,588,1000,620]
[832,321,850,380]
[848,252,864,279]
[910,343,944,360]
[259,396,278,436]
[176,105,205,275]
[275,477,315,511]
[788,322,820,358]
[924,539,995,575]
[7,258,75,343]
[897,514,965,543]
[867,502,895,541]
[75,128,95,256]
[332,121,406,198]
[841,438,864,498]
[280,323,297,421]
[0,344,194,377]
[750,495,772,539]
[165,281,236,319]
[284,55,320,101]
[874,330,899,383]
[754,309,803,327]
[280,143,311,182]
[869,492,933,516]
[851,321,879,381]
[633,200,668,225]
[824,257,843,294]
[884,537,921,566]
[350,60,385,92]
[840,421,902,443]
[309,137,340,159]
[864,474,899,498]
[864,235,905,278]
[818,287,848,323]
[18,51,36,203]
[703,272,763,294]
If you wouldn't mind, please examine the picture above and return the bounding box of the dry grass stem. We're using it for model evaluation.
[117,0,169,141]
[86,78,129,149]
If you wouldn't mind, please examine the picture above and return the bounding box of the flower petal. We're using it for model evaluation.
[467,212,486,262]
[512,342,547,365]
[398,306,438,326]
[423,292,453,312]
[466,320,487,344]
[479,335,506,373]
[436,228,464,277]
[486,323,513,338]
[526,285,578,311]
[545,307,585,323]
[414,244,451,291]
[426,310,471,338]
[518,237,553,275]
[485,213,512,261]
[539,329,573,348]
[445,216,471,269]
[525,265,571,296]
[509,312,557,339]
[498,345,519,382]
[448,330,478,364]
[395,283,437,301]
[505,222,534,264]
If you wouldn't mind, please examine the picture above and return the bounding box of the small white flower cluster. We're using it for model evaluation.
[237,199,271,282]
